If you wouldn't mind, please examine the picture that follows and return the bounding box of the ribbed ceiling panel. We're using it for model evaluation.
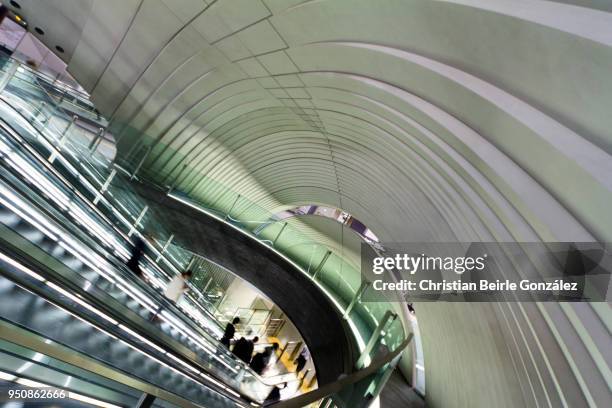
[16,1,612,406]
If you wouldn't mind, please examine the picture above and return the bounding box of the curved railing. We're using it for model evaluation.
[0,55,408,405]
[0,79,295,403]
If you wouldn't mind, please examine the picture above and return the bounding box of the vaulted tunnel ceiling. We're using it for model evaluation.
[18,0,612,246]
[13,1,612,407]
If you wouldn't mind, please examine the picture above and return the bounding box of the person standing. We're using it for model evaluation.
[233,335,258,363]
[250,343,278,375]
[221,317,240,348]
[232,336,248,361]
[294,349,308,374]
[244,336,258,364]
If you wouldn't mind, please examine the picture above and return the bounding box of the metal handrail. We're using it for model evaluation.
[0,100,227,335]
[0,320,202,408]
[270,334,413,407]
[0,115,292,397]
[0,52,92,103]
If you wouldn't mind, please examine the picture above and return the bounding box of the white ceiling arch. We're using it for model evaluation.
[13,1,612,407]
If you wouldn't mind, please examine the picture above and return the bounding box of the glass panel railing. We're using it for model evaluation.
[0,102,286,403]
[0,53,104,125]
[0,77,200,304]
[0,127,277,403]
[3,95,233,344]
[0,53,406,401]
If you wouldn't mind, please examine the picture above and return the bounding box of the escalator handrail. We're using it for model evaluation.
[0,91,298,390]
[0,223,260,405]
[0,171,262,395]
[0,106,227,338]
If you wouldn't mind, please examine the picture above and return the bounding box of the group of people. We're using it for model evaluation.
[127,237,296,404]
[221,318,280,375]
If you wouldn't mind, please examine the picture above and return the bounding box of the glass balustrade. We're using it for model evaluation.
[0,76,297,406]
[0,52,406,404]
[0,127,282,403]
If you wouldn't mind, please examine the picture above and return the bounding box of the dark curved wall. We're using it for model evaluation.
[130,181,356,385]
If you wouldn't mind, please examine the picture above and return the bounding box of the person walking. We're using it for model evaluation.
[149,270,193,322]
[164,270,193,304]
[126,236,146,279]
[232,336,248,360]
[250,343,278,375]
[233,335,258,363]
[294,349,308,374]
[244,336,258,364]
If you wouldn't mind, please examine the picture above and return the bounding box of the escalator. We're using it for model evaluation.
[0,264,231,407]
[0,138,268,406]
[0,56,407,408]
[0,333,176,408]
[0,73,284,407]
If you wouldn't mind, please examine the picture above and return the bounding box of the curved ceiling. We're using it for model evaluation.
[16,0,612,246]
[12,1,612,407]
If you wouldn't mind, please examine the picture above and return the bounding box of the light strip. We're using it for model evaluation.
[0,183,61,239]
[15,377,48,388]
[0,181,119,291]
[115,282,157,312]
[166,352,199,374]
[58,236,120,283]
[118,325,167,355]
[225,387,241,398]
[0,370,17,381]
[0,251,45,281]
[68,207,118,249]
[0,195,57,240]
[2,351,123,408]
[5,150,70,209]
[45,281,118,325]
[68,392,122,408]
[57,242,116,283]
[1,138,129,261]
[201,372,227,389]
